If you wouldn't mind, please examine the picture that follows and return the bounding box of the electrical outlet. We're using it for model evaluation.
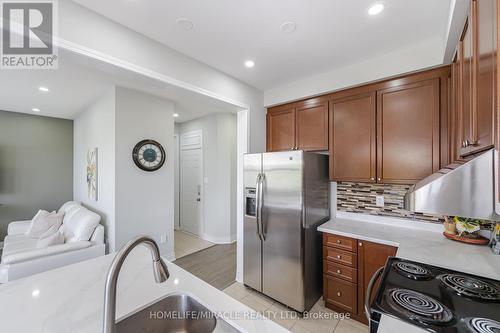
[375,195,385,207]
[160,234,167,243]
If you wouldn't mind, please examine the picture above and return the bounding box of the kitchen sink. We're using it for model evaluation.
[116,293,240,333]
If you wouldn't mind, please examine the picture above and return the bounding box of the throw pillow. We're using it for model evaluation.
[25,210,65,239]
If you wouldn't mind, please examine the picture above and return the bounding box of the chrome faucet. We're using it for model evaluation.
[102,235,170,333]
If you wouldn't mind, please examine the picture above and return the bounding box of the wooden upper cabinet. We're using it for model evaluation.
[329,92,376,182]
[460,16,474,153]
[377,79,441,184]
[296,98,329,151]
[266,97,329,152]
[458,0,495,157]
[473,0,495,154]
[266,106,296,152]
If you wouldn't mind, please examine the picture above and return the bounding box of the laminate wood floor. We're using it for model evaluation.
[173,243,236,290]
[174,230,214,259]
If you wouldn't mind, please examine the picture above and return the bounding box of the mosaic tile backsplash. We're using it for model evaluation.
[336,182,445,223]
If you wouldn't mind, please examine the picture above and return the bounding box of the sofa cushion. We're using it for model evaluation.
[36,231,65,248]
[62,205,82,225]
[1,234,38,261]
[58,201,80,215]
[1,241,92,264]
[61,208,100,242]
[25,210,64,239]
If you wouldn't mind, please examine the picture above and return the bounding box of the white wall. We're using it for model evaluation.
[58,1,264,154]
[177,113,237,243]
[174,124,180,230]
[264,38,445,106]
[73,88,116,251]
[115,87,175,257]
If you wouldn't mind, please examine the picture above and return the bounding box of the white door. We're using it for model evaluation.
[180,131,203,236]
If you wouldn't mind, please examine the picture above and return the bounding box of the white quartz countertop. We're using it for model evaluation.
[318,212,500,333]
[0,245,288,333]
[318,212,499,279]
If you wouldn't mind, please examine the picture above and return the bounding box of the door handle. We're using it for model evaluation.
[365,266,385,321]
[255,173,262,241]
[258,173,266,240]
[196,198,201,202]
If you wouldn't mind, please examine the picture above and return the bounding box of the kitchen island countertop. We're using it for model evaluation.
[0,245,288,333]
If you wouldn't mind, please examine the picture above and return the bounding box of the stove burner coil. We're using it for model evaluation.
[386,288,453,324]
[464,317,500,333]
[438,274,500,301]
[393,262,433,280]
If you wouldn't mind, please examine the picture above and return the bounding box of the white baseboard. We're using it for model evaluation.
[201,233,236,245]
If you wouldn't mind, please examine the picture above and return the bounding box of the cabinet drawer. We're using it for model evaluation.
[323,247,358,268]
[323,234,357,253]
[324,275,357,313]
[323,260,357,283]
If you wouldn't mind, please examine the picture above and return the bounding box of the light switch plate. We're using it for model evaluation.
[376,195,385,207]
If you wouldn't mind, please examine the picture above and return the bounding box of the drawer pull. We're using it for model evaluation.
[337,240,341,244]
[337,269,341,274]
[337,292,341,297]
[337,255,341,259]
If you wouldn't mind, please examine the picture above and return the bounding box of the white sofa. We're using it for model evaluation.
[0,201,105,283]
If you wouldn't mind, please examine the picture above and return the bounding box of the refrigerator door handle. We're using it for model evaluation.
[255,173,263,241]
[259,173,266,240]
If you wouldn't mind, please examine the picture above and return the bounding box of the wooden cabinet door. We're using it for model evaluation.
[470,0,495,155]
[460,14,475,154]
[450,56,461,163]
[376,79,441,184]
[266,107,296,151]
[357,241,397,321]
[296,98,329,151]
[329,92,376,182]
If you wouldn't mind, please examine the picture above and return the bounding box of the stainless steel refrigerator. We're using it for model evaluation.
[243,150,330,312]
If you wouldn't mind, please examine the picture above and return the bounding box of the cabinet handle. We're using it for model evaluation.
[370,177,375,181]
[337,292,341,297]
[337,255,341,259]
[337,240,341,244]
[337,269,341,274]
[359,242,363,247]
[377,178,381,181]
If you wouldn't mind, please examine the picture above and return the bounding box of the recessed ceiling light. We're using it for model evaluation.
[32,108,40,112]
[176,18,194,30]
[173,113,179,118]
[368,3,384,15]
[280,21,297,34]
[244,60,255,68]
[38,86,49,92]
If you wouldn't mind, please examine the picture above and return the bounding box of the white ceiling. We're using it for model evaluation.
[0,49,241,122]
[73,0,452,90]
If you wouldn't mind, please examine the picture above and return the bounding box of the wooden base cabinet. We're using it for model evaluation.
[322,233,397,325]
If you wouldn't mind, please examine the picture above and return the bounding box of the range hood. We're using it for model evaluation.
[404,149,499,220]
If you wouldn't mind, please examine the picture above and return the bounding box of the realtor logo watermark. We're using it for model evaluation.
[1,0,58,69]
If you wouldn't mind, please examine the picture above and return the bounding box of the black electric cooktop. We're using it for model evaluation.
[370,257,500,333]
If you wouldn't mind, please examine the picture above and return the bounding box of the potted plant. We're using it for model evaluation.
[442,216,490,245]
[454,217,481,238]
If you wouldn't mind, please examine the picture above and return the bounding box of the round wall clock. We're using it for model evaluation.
[132,139,166,172]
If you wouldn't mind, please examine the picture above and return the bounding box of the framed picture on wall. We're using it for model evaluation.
[87,148,98,201]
